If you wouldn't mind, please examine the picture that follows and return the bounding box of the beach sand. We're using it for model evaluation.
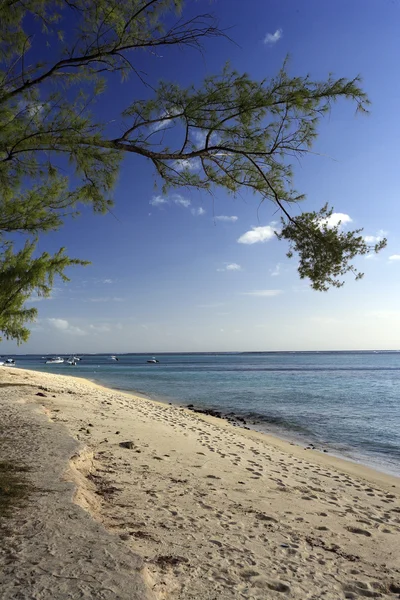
[0,367,399,599]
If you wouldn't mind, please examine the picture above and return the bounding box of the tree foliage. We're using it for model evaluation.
[0,0,387,342]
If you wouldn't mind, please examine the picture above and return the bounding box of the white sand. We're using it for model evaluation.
[1,367,399,599]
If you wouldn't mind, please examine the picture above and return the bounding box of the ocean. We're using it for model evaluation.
[6,351,400,477]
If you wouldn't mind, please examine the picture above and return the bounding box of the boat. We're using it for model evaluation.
[110,355,119,361]
[5,358,15,366]
[147,357,159,364]
[45,357,64,364]
[67,357,77,366]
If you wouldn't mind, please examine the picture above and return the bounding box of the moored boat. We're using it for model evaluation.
[45,357,64,364]
[147,357,159,364]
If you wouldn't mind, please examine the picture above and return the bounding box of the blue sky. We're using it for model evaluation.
[3,0,400,353]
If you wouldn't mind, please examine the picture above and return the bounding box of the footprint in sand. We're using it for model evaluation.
[346,526,372,537]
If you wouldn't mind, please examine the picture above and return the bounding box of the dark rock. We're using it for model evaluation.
[187,404,194,409]
[115,431,120,434]
[119,441,134,449]
[88,423,93,427]
[36,392,47,397]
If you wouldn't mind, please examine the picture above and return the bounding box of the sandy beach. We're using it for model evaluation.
[1,366,399,599]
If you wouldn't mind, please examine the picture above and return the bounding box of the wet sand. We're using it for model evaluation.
[1,367,399,599]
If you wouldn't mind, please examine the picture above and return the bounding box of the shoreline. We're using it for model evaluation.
[2,367,400,599]
[85,377,400,491]
[21,364,400,479]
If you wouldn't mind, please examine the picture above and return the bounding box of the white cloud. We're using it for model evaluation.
[47,318,86,336]
[89,324,111,333]
[102,278,113,284]
[263,28,283,45]
[270,263,281,277]
[150,195,168,207]
[48,318,69,330]
[191,206,206,216]
[322,212,352,229]
[172,158,200,172]
[217,263,242,272]
[389,255,400,261]
[238,223,279,245]
[215,215,238,223]
[241,290,283,297]
[364,230,387,244]
[151,193,206,215]
[172,194,191,208]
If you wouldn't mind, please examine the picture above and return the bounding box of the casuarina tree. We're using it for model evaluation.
[0,0,386,342]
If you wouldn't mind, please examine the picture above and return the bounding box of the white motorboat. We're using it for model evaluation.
[45,357,64,364]
[5,358,16,366]
[67,357,77,365]
[110,355,119,361]
[147,357,159,364]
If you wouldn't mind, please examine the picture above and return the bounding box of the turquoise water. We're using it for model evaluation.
[8,352,400,476]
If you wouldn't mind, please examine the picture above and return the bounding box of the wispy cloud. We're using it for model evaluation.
[270,263,281,277]
[389,254,400,261]
[241,290,283,297]
[172,194,191,208]
[172,158,201,172]
[150,193,190,208]
[191,206,206,216]
[215,215,238,223]
[149,107,181,133]
[217,263,242,272]
[263,28,283,45]
[101,278,113,284]
[238,223,279,245]
[150,195,168,207]
[47,318,86,336]
[150,193,206,217]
